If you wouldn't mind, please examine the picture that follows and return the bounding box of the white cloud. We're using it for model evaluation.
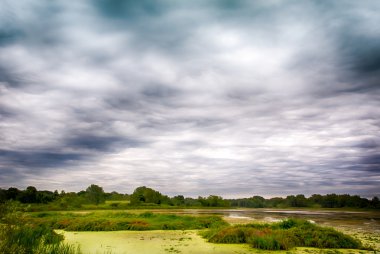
[1,0,379,197]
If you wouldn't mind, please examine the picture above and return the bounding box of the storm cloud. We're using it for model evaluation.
[0,0,379,197]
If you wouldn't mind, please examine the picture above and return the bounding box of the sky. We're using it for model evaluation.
[0,0,379,198]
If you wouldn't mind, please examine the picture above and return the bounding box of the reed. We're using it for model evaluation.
[203,218,363,250]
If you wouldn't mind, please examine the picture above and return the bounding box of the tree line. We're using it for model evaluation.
[0,185,379,209]
[228,194,380,209]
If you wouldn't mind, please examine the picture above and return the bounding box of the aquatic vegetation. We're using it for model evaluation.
[203,218,363,250]
[0,202,81,254]
[27,211,227,231]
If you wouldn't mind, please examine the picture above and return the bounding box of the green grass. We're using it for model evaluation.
[0,201,81,254]
[27,211,228,231]
[202,219,364,250]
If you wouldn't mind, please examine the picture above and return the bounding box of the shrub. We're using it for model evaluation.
[0,202,80,254]
[139,211,154,218]
[26,211,227,231]
[209,227,246,243]
[204,218,363,251]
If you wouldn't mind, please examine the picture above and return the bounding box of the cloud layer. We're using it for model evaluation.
[1,0,379,197]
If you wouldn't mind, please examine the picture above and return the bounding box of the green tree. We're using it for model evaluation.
[371,196,380,208]
[130,186,166,205]
[19,186,37,203]
[249,196,266,208]
[295,194,308,207]
[86,184,105,205]
[198,195,230,207]
[0,188,6,203]
[171,195,185,206]
[6,187,20,201]
[286,195,297,207]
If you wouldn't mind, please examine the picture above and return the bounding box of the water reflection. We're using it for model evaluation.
[159,209,380,233]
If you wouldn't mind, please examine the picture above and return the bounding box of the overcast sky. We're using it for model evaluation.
[0,0,379,198]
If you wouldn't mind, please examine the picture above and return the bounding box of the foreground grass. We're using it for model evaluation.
[0,224,81,254]
[202,219,365,251]
[0,202,81,254]
[27,211,227,231]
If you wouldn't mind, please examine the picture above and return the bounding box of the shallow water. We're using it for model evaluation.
[154,208,380,233]
[61,209,380,253]
[62,230,253,254]
[158,208,380,250]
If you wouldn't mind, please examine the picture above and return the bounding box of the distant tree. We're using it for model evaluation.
[6,187,20,201]
[86,184,105,205]
[309,194,323,207]
[77,190,87,196]
[171,195,185,206]
[19,186,37,203]
[322,194,339,208]
[36,190,56,203]
[57,192,85,208]
[286,195,297,207]
[184,197,201,206]
[106,191,129,201]
[197,196,208,206]
[266,197,286,208]
[130,186,166,205]
[351,195,369,208]
[294,194,308,207]
[198,195,230,207]
[249,196,265,208]
[207,195,231,207]
[371,196,380,209]
[0,188,6,203]
[208,195,222,207]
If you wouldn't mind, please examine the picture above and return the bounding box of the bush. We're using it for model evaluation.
[204,218,363,251]
[0,202,80,254]
[208,227,247,243]
[139,211,154,218]
[26,211,227,231]
[290,225,362,249]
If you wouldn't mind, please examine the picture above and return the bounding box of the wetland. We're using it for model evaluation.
[50,209,380,253]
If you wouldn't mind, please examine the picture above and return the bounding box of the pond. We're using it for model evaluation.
[61,209,380,254]
[174,209,379,230]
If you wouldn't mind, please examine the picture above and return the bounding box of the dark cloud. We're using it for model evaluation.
[94,0,167,19]
[354,139,380,149]
[0,65,25,87]
[141,85,180,99]
[359,154,380,167]
[346,39,380,74]
[0,0,379,197]
[65,135,145,152]
[0,104,16,119]
[0,149,84,169]
[0,29,23,45]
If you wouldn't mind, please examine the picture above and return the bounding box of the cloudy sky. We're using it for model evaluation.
[0,0,379,198]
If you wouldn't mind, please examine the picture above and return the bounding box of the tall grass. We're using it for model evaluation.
[203,218,363,250]
[27,211,227,231]
[0,201,81,254]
